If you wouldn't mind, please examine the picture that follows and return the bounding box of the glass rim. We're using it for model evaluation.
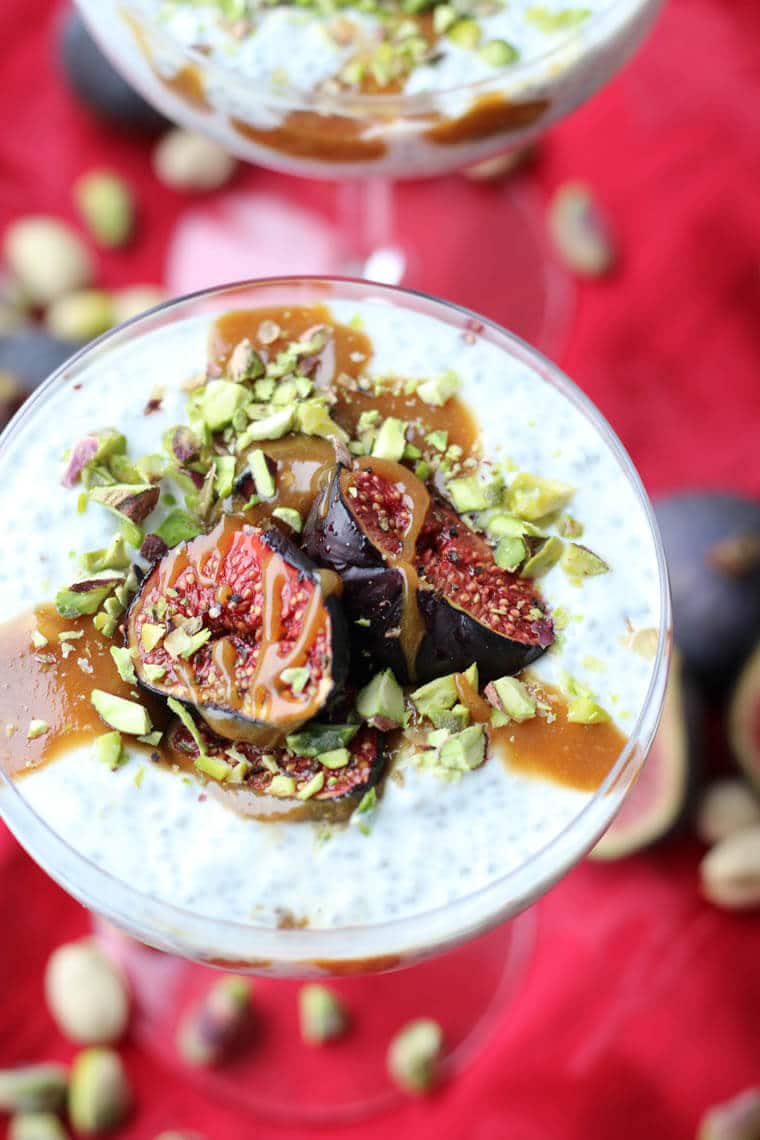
[115,0,654,113]
[0,275,671,967]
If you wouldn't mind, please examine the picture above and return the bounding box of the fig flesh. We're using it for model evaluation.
[655,493,760,689]
[304,461,553,684]
[126,516,348,747]
[590,650,701,859]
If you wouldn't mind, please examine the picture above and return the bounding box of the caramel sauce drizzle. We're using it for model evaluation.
[122,8,210,111]
[425,92,549,145]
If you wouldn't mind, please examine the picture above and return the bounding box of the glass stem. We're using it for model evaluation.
[337,178,406,284]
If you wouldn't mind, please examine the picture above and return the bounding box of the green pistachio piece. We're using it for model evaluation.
[163,623,211,660]
[357,410,380,431]
[228,758,252,784]
[213,455,236,499]
[494,535,527,571]
[168,697,207,758]
[297,771,325,801]
[508,472,575,521]
[30,630,48,650]
[446,17,481,48]
[74,171,134,248]
[484,512,545,539]
[317,748,350,770]
[490,708,510,728]
[414,460,431,481]
[195,753,233,781]
[56,576,121,618]
[559,514,584,538]
[403,442,422,460]
[137,731,163,746]
[525,5,591,32]
[108,646,136,684]
[95,731,124,769]
[176,976,251,1067]
[285,723,359,757]
[68,1048,131,1134]
[198,380,249,432]
[446,475,489,513]
[227,338,265,383]
[433,3,456,33]
[269,774,297,797]
[272,507,302,533]
[0,1065,69,1114]
[90,690,151,736]
[425,429,448,452]
[249,448,275,499]
[295,399,348,443]
[81,535,131,574]
[9,1112,68,1140]
[416,370,461,407]
[237,406,296,449]
[140,623,164,652]
[462,661,478,690]
[387,1018,443,1094]
[155,509,204,548]
[353,786,377,817]
[567,696,611,725]
[520,536,564,578]
[281,665,310,693]
[426,728,450,750]
[253,377,275,401]
[46,290,113,343]
[411,674,458,718]
[479,38,519,65]
[428,703,470,732]
[356,668,405,728]
[299,985,347,1046]
[439,724,486,771]
[487,676,536,721]
[371,416,407,462]
[560,542,610,577]
[27,719,49,741]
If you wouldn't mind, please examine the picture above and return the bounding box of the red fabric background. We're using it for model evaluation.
[2,2,760,1137]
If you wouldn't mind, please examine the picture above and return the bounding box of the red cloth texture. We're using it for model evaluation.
[2,1,760,1138]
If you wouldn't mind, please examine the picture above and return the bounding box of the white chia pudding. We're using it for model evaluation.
[0,292,663,965]
[76,0,662,177]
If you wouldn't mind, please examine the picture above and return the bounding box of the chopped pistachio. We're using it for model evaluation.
[269,774,297,797]
[286,723,359,757]
[228,758,253,784]
[356,668,405,728]
[163,623,211,660]
[297,771,325,801]
[561,542,610,577]
[318,748,350,770]
[479,38,519,65]
[30,630,48,650]
[425,429,448,452]
[567,696,611,725]
[109,646,137,684]
[490,708,510,728]
[227,337,264,383]
[354,786,377,816]
[91,690,151,736]
[296,399,349,443]
[494,535,527,571]
[272,507,302,533]
[357,409,380,432]
[281,665,310,693]
[140,623,164,652]
[411,674,458,718]
[56,578,120,618]
[446,475,489,514]
[168,697,206,757]
[446,17,481,48]
[559,515,584,539]
[416,370,460,407]
[137,730,163,746]
[81,535,131,574]
[213,455,237,499]
[249,448,275,499]
[440,724,486,771]
[195,753,233,781]
[299,985,347,1046]
[520,536,564,578]
[426,728,450,751]
[526,5,591,32]
[508,472,575,521]
[484,512,544,539]
[487,676,537,721]
[198,380,249,432]
[369,416,406,462]
[155,509,204,548]
[387,1018,443,1094]
[27,720,49,741]
[89,483,159,526]
[414,460,431,481]
[58,630,85,642]
[428,703,470,732]
[95,731,124,769]
[237,406,295,449]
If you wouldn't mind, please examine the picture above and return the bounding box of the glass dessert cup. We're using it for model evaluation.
[74,0,663,351]
[0,277,670,1121]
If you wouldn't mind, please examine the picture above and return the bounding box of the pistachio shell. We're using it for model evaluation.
[153,129,237,192]
[74,172,135,248]
[45,939,130,1044]
[68,1048,131,1134]
[4,217,93,306]
[45,290,114,343]
[696,781,760,846]
[548,182,616,279]
[387,1018,443,1094]
[700,826,760,909]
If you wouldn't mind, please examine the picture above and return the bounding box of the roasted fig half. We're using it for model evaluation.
[126,515,348,746]
[166,717,384,822]
[304,461,553,684]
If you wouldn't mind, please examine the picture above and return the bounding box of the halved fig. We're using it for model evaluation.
[166,717,384,822]
[590,650,702,860]
[729,641,760,793]
[304,462,553,684]
[126,515,348,746]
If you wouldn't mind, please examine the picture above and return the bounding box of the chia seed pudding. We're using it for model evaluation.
[0,287,665,966]
[76,0,662,177]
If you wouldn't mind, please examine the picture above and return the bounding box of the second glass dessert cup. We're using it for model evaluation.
[0,276,670,1121]
[74,0,663,351]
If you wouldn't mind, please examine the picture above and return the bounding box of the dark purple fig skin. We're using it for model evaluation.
[591,650,703,859]
[341,567,408,682]
[302,466,384,573]
[655,493,760,689]
[127,523,349,739]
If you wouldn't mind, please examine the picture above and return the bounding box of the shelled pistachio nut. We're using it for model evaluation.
[68,1049,131,1134]
[3,218,93,306]
[111,286,166,326]
[45,291,114,343]
[548,182,616,279]
[9,1112,68,1140]
[45,939,130,1045]
[176,976,252,1066]
[298,984,347,1045]
[700,826,760,909]
[153,130,237,192]
[0,1066,68,1114]
[387,1018,443,1094]
[697,1087,760,1140]
[74,173,135,248]
[696,780,760,846]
